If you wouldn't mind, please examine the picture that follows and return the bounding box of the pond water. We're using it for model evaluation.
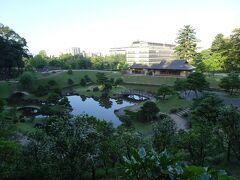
[67,95,135,127]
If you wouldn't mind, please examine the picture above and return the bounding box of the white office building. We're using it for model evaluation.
[109,41,175,65]
[126,41,175,65]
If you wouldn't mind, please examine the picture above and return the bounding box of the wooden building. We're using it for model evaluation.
[129,60,195,77]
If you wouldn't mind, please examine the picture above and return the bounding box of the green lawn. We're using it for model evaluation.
[123,75,178,86]
[0,81,17,98]
[36,70,121,89]
[36,71,221,89]
[14,122,36,134]
[156,95,190,113]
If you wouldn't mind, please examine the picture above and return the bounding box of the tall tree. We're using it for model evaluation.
[0,23,30,79]
[226,28,240,71]
[174,25,198,63]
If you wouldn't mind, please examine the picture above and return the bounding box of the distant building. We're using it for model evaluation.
[129,60,195,77]
[109,41,175,65]
[109,47,127,55]
[67,47,81,55]
[126,41,175,65]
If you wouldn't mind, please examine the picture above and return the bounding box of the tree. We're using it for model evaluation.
[186,72,209,96]
[0,99,4,112]
[30,51,48,69]
[0,23,30,79]
[67,78,74,86]
[138,101,159,122]
[96,72,108,85]
[225,28,240,71]
[67,69,73,74]
[219,72,240,95]
[174,78,188,95]
[48,79,57,87]
[176,122,215,166]
[211,33,228,53]
[191,94,223,124]
[198,49,225,74]
[153,117,176,152]
[0,140,22,179]
[157,85,174,100]
[174,25,198,62]
[114,77,123,86]
[80,78,86,86]
[218,106,240,161]
[19,72,36,90]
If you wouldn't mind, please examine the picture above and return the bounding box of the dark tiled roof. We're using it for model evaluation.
[130,60,195,71]
[130,64,149,69]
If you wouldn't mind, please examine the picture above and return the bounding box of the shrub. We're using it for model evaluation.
[19,72,36,90]
[170,108,178,113]
[35,85,48,96]
[67,69,73,75]
[114,78,124,86]
[67,78,74,86]
[48,80,57,86]
[92,87,99,92]
[84,75,91,82]
[53,88,61,95]
[80,78,86,86]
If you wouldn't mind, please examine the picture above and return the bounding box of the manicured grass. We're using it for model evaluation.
[15,122,36,134]
[0,81,17,98]
[36,70,121,89]
[36,71,221,89]
[123,75,179,86]
[123,84,160,93]
[156,95,190,113]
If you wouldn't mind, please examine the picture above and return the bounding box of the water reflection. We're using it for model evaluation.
[67,95,134,127]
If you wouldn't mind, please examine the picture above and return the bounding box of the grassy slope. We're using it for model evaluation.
[156,95,190,113]
[36,70,220,88]
[0,82,17,98]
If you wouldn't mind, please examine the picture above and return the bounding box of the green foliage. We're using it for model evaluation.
[0,140,21,179]
[34,85,48,96]
[187,72,209,96]
[19,72,36,90]
[84,74,91,83]
[219,72,240,95]
[67,69,73,74]
[0,99,5,112]
[123,147,235,179]
[137,101,159,122]
[80,78,86,86]
[191,94,223,124]
[0,23,30,79]
[47,93,60,104]
[174,25,198,62]
[96,72,108,85]
[47,79,57,87]
[176,123,216,166]
[153,117,176,152]
[114,77,123,86]
[174,78,188,94]
[218,106,240,161]
[67,78,74,85]
[30,51,48,69]
[157,85,174,100]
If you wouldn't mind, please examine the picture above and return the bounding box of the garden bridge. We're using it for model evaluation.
[120,89,155,100]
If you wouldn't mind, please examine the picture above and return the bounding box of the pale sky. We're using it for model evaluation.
[1,0,239,56]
